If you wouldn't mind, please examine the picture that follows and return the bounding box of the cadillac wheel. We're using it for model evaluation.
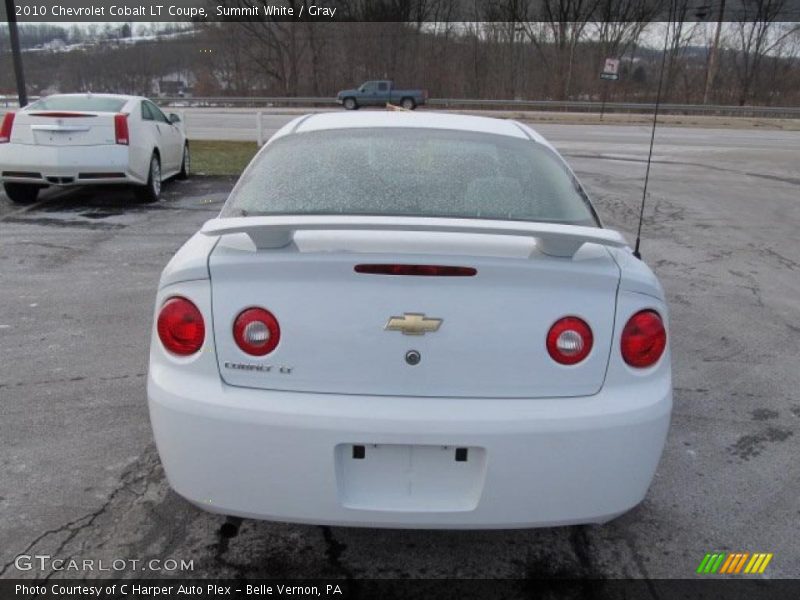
[136,154,161,203]
[147,112,672,529]
[178,143,190,180]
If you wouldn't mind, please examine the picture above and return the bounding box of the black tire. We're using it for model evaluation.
[343,97,358,110]
[400,97,416,110]
[3,183,40,204]
[134,153,162,203]
[177,143,190,180]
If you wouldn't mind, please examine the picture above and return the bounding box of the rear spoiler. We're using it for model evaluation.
[200,216,628,258]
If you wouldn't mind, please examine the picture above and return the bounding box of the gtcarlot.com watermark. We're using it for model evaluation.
[14,554,194,573]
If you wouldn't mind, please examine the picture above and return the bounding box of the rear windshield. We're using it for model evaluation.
[221,128,599,226]
[26,96,127,113]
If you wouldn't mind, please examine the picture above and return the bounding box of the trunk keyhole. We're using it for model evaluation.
[405,350,421,366]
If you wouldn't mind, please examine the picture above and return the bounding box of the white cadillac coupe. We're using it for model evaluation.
[0,93,189,204]
[148,112,671,528]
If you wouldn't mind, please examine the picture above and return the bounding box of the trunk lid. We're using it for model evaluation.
[209,231,620,398]
[11,111,119,146]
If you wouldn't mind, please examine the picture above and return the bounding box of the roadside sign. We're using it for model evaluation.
[599,58,620,120]
[603,58,620,75]
[601,58,620,81]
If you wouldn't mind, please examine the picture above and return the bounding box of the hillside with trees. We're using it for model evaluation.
[1,14,798,106]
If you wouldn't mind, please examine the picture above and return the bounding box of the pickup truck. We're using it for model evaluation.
[336,81,428,110]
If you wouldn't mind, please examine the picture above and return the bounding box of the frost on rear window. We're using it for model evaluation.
[221,128,599,226]
[27,96,127,112]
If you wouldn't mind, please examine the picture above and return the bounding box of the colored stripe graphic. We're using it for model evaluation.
[719,553,736,574]
[713,553,726,573]
[700,552,772,574]
[696,554,712,574]
[759,554,773,573]
[734,553,749,574]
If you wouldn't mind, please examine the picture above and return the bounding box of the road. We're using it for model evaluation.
[1,121,799,585]
[171,106,800,144]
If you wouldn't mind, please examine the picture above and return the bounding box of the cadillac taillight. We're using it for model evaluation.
[0,112,15,143]
[114,113,129,145]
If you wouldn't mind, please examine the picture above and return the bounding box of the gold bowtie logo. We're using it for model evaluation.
[384,313,443,336]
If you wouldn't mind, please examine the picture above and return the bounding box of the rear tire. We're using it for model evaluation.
[177,143,190,180]
[400,97,416,110]
[3,183,40,204]
[343,97,358,110]
[135,154,161,203]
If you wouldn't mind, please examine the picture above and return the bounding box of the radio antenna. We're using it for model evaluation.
[634,1,676,259]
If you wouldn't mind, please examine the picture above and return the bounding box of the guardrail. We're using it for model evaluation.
[2,95,798,118]
[154,96,800,118]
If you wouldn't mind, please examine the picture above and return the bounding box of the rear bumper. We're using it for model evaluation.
[0,143,140,186]
[148,366,671,529]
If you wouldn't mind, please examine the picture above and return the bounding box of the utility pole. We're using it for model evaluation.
[703,0,725,105]
[4,0,28,106]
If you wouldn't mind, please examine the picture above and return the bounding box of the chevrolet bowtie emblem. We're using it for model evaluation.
[385,313,443,336]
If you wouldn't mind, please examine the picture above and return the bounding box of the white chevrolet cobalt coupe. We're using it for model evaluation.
[148,112,671,528]
[0,93,188,204]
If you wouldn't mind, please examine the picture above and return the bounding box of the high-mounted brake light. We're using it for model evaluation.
[0,112,15,143]
[355,264,476,277]
[114,113,129,145]
[621,310,667,368]
[234,308,281,356]
[547,316,593,365]
[157,297,205,356]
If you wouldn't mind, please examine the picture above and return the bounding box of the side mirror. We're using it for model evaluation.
[169,113,181,124]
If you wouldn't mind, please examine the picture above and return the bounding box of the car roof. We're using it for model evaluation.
[278,111,553,148]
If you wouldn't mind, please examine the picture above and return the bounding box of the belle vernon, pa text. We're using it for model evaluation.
[41,4,338,19]
[17,584,344,597]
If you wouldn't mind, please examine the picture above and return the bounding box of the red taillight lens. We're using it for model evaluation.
[547,316,593,365]
[621,310,667,368]
[354,264,476,277]
[114,113,129,145]
[0,112,16,143]
[157,297,205,356]
[233,308,280,356]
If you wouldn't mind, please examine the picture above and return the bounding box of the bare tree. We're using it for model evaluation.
[732,0,800,104]
[519,0,603,100]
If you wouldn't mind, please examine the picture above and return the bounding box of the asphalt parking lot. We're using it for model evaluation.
[1,122,798,585]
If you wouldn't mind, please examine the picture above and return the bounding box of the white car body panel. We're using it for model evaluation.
[0,93,185,189]
[147,112,672,528]
[208,233,619,398]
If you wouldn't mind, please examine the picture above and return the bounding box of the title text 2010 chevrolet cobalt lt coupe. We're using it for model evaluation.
[147,112,671,528]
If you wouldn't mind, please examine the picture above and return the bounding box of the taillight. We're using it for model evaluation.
[114,113,129,145]
[0,112,15,143]
[233,308,280,356]
[157,297,205,356]
[620,310,667,368]
[546,316,593,365]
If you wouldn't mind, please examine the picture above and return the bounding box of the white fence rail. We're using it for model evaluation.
[154,96,800,118]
